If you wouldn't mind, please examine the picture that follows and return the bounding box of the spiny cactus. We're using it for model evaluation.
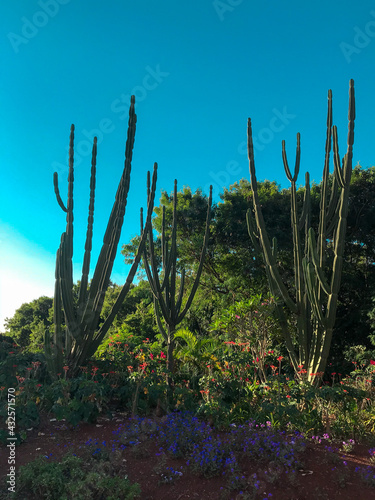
[141,180,213,393]
[45,96,158,379]
[247,80,355,385]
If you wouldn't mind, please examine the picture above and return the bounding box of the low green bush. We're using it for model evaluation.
[1,452,141,499]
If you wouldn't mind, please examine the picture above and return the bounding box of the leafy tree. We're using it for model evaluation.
[4,296,53,349]
[100,280,158,339]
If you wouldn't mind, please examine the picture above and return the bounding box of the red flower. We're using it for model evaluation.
[370,360,375,366]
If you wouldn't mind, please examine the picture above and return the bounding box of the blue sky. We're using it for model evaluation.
[1,0,375,328]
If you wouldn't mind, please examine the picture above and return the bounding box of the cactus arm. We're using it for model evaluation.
[246,209,262,254]
[326,203,340,238]
[160,197,176,292]
[58,125,79,342]
[326,185,352,324]
[59,266,80,340]
[78,138,97,320]
[248,118,297,314]
[286,135,303,305]
[332,126,345,188]
[326,174,340,224]
[44,328,57,379]
[282,133,301,183]
[48,248,64,378]
[142,244,160,299]
[139,201,160,300]
[298,173,310,230]
[307,228,330,296]
[175,268,186,314]
[53,173,68,213]
[176,185,212,324]
[169,181,178,320]
[144,207,172,324]
[52,124,74,214]
[154,296,168,342]
[82,97,137,338]
[316,89,333,273]
[89,165,158,352]
[302,258,327,328]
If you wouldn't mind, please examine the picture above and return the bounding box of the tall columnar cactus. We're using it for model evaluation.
[247,80,355,385]
[45,96,158,379]
[141,180,213,391]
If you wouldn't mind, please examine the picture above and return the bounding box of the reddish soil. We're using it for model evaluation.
[0,410,374,500]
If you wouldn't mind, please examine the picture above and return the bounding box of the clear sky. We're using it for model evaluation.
[1,0,374,329]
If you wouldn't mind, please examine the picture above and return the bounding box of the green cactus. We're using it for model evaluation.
[141,180,213,393]
[44,96,158,379]
[247,80,355,385]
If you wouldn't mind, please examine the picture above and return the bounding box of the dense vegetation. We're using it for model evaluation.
[1,167,375,434]
[2,165,375,499]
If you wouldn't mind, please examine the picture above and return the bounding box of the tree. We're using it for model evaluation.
[5,296,53,349]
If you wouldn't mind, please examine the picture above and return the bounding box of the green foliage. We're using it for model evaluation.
[39,376,111,426]
[7,452,141,499]
[99,280,157,339]
[4,296,53,350]
[121,164,375,372]
[174,328,221,373]
[210,295,282,383]
[0,398,39,444]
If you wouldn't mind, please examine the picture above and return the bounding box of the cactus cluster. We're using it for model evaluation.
[45,97,158,379]
[247,80,355,384]
[141,180,213,391]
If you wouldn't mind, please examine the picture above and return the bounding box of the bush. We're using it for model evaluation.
[3,452,141,499]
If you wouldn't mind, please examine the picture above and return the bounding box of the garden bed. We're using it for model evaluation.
[0,409,374,499]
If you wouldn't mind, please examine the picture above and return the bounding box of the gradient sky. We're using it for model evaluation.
[1,0,375,329]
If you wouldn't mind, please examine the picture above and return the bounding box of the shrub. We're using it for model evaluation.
[4,452,141,499]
